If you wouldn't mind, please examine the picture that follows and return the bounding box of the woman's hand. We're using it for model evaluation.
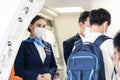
[37,74,44,80]
[42,73,51,80]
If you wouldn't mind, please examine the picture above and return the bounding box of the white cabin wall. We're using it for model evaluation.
[53,13,80,79]
[54,13,80,56]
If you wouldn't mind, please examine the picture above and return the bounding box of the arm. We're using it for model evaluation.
[14,42,39,80]
[48,44,57,78]
[63,41,70,64]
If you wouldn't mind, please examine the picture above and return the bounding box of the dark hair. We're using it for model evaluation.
[78,11,89,24]
[28,15,45,32]
[89,8,111,26]
[114,31,120,51]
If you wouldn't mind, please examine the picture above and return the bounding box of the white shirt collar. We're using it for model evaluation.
[83,32,102,42]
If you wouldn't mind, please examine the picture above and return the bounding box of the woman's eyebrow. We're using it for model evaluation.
[37,24,41,26]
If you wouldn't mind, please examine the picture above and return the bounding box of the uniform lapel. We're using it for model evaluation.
[42,41,51,65]
[27,42,43,64]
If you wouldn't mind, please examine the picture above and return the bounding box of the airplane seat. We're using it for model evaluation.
[9,65,23,80]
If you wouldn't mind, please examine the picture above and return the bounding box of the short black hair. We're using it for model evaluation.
[28,15,45,32]
[78,11,89,24]
[89,8,111,26]
[114,31,120,51]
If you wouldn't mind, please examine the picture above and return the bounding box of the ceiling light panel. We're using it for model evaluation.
[55,7,84,13]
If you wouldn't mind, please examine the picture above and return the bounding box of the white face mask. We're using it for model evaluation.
[34,27,45,38]
[84,27,90,35]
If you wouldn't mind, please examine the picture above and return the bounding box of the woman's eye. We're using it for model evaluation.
[37,24,45,28]
[43,25,45,28]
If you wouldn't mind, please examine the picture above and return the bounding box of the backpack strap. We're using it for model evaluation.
[94,35,112,47]
[71,39,82,54]
[93,35,112,80]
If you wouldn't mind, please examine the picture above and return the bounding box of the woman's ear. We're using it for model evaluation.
[28,24,32,32]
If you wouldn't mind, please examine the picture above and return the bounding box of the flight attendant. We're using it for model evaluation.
[14,15,57,80]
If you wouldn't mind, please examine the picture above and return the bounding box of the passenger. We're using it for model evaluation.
[63,11,90,64]
[9,65,23,80]
[113,31,120,79]
[14,15,57,80]
[84,8,115,80]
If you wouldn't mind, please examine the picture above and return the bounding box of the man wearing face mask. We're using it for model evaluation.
[14,15,57,80]
[63,11,90,65]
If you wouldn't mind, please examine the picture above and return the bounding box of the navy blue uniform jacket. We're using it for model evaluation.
[63,33,81,64]
[14,38,57,80]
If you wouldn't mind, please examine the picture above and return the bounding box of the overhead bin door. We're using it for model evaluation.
[0,0,45,80]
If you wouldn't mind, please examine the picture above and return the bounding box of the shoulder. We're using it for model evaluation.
[63,34,81,44]
[102,38,113,46]
[20,40,28,46]
[99,35,113,47]
[101,35,113,45]
[20,38,32,46]
[100,38,114,57]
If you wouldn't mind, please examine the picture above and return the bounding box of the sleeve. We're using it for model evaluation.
[100,39,114,58]
[14,42,38,80]
[106,39,114,57]
[63,41,69,64]
[48,44,57,78]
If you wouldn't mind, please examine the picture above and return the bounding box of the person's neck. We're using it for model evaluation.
[90,25,102,33]
[30,34,35,38]
[79,31,84,37]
